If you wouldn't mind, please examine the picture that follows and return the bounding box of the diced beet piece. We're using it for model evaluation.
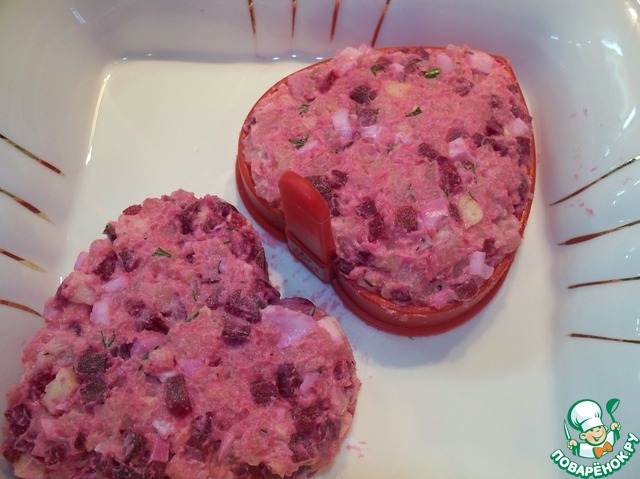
[306,175,340,216]
[206,285,223,309]
[357,107,378,127]
[165,374,191,415]
[330,169,349,189]
[439,161,463,196]
[186,412,213,451]
[3,437,34,464]
[485,137,508,156]
[367,213,387,242]
[335,258,355,275]
[317,418,341,442]
[356,251,371,266]
[292,403,321,437]
[250,378,278,406]
[140,313,170,335]
[28,369,55,400]
[403,57,422,75]
[318,69,338,94]
[43,442,68,465]
[94,251,119,281]
[122,431,147,466]
[87,451,109,474]
[453,279,479,300]
[4,404,31,437]
[109,342,132,360]
[119,249,140,272]
[289,435,316,463]
[276,363,302,399]
[418,143,439,159]
[176,201,200,235]
[489,94,504,109]
[122,204,142,216]
[394,206,418,232]
[225,290,261,323]
[221,319,251,347]
[80,377,108,403]
[231,230,261,263]
[124,298,146,317]
[74,432,87,451]
[485,117,503,136]
[472,132,485,148]
[517,136,531,156]
[77,351,107,374]
[145,461,168,479]
[225,210,247,231]
[105,458,144,479]
[355,198,378,218]
[445,126,467,143]
[511,102,532,121]
[3,444,21,464]
[348,85,377,105]
[451,77,474,96]
[371,57,391,74]
[233,462,280,479]
[256,278,280,306]
[390,288,412,302]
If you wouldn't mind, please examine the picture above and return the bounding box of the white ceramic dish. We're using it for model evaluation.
[1,1,640,478]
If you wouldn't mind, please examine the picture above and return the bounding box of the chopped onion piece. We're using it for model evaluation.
[468,251,495,279]
[261,305,318,348]
[332,109,353,139]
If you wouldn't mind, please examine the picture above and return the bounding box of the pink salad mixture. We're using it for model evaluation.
[242,44,534,308]
[2,190,360,479]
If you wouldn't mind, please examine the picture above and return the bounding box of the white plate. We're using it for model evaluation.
[1,1,640,478]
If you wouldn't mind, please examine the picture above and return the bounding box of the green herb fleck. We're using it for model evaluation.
[464,162,477,182]
[406,106,423,117]
[288,135,309,150]
[298,103,310,114]
[101,331,116,349]
[152,247,171,258]
[142,353,149,360]
[371,64,383,76]
[185,311,200,323]
[423,68,441,79]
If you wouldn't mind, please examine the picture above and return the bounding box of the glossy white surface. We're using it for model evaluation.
[1,1,640,478]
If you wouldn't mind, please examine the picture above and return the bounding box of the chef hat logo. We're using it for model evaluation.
[568,399,604,433]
